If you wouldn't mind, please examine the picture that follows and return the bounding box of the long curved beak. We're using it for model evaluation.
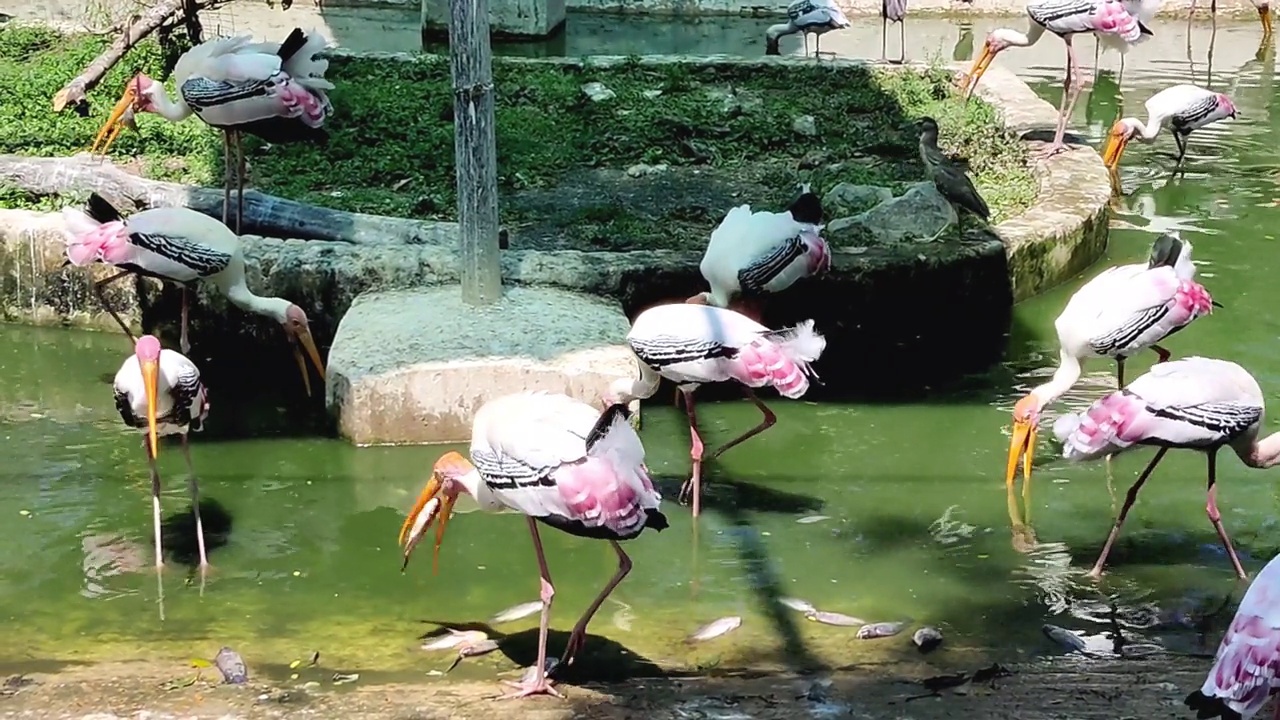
[1101,129,1130,172]
[141,358,160,459]
[1006,419,1036,491]
[91,86,138,156]
[961,45,995,99]
[399,475,456,574]
[293,329,326,397]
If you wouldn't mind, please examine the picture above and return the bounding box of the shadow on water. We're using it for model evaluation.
[160,498,233,568]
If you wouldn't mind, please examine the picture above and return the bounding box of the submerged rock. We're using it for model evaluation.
[822,183,893,218]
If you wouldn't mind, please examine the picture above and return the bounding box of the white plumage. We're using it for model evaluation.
[1102,84,1237,171]
[113,348,208,437]
[765,0,851,56]
[697,199,829,309]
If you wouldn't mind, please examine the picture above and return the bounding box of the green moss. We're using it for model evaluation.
[0,25,1034,234]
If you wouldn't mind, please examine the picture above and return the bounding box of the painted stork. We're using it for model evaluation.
[961,0,1160,156]
[1187,0,1272,41]
[1005,233,1217,503]
[113,335,211,569]
[399,393,666,699]
[63,193,325,394]
[1101,84,1237,180]
[1053,356,1278,580]
[605,303,826,518]
[918,117,990,239]
[90,28,334,234]
[883,0,908,63]
[765,0,851,57]
[1185,553,1280,719]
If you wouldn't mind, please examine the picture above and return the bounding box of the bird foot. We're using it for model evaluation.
[678,478,696,505]
[1037,141,1074,159]
[499,677,563,700]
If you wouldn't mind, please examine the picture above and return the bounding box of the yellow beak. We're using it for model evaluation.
[292,328,326,397]
[141,358,160,459]
[961,45,996,99]
[1262,6,1273,38]
[91,85,139,156]
[399,475,455,574]
[1101,128,1131,172]
[1006,418,1036,493]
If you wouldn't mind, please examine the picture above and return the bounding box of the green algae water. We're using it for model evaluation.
[0,18,1277,682]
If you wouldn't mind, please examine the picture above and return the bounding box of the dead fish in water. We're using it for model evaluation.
[446,638,501,673]
[686,616,743,643]
[491,600,543,624]
[422,628,489,651]
[213,647,248,684]
[805,610,867,627]
[856,621,907,639]
[913,626,944,653]
[1041,624,1088,653]
[779,597,816,613]
[796,515,830,524]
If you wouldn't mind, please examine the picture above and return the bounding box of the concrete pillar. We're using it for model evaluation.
[421,0,566,41]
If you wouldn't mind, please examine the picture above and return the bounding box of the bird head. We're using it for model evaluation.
[1100,118,1139,173]
[134,335,163,460]
[1217,93,1238,120]
[400,452,473,574]
[787,183,824,225]
[90,74,158,156]
[1007,394,1041,491]
[916,116,940,140]
[282,304,325,397]
[960,30,1017,99]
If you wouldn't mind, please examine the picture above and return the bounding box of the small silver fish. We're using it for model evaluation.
[446,639,501,672]
[213,646,248,684]
[913,626,944,653]
[491,600,543,624]
[805,610,867,627]
[797,515,830,524]
[1041,624,1087,653]
[686,616,743,643]
[780,597,816,613]
[422,628,488,651]
[855,621,906,639]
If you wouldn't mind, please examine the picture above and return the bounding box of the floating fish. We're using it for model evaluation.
[913,626,944,653]
[611,598,635,632]
[796,515,830,524]
[422,628,488,651]
[1041,624,1087,653]
[686,616,743,643]
[213,647,248,684]
[332,672,359,685]
[779,597,816,613]
[491,600,543,624]
[805,610,867,627]
[855,621,906,639]
[446,639,500,673]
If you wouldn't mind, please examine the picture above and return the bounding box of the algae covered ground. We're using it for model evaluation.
[0,24,1035,248]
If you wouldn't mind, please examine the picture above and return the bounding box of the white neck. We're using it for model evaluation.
[996,22,1044,48]
[222,281,291,323]
[455,468,483,498]
[1125,117,1162,141]
[610,363,662,403]
[704,288,733,307]
[149,85,194,123]
[1242,431,1280,469]
[1029,350,1083,413]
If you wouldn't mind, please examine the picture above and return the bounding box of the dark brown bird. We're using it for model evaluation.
[917,117,989,241]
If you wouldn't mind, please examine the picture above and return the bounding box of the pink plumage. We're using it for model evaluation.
[733,334,814,397]
[1093,0,1142,42]
[276,79,328,126]
[1056,391,1150,460]
[804,231,832,274]
[554,460,655,538]
[62,213,128,267]
[1173,279,1215,321]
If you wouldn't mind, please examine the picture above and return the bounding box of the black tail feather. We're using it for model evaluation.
[85,192,123,224]
[585,402,633,451]
[276,28,308,61]
[1184,690,1242,720]
[1212,299,1225,309]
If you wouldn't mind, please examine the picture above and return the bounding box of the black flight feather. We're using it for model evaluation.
[86,193,124,224]
[1184,689,1242,720]
[584,403,632,451]
[276,28,308,61]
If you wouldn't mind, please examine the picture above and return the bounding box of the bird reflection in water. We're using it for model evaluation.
[1186,22,1218,88]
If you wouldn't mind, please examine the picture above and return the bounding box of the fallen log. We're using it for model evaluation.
[51,0,186,113]
[0,153,458,246]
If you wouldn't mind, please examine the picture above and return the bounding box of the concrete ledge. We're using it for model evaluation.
[326,286,635,445]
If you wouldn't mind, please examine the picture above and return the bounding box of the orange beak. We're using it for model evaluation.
[1006,418,1035,493]
[91,84,139,156]
[1101,122,1131,172]
[962,44,996,99]
[141,358,159,459]
[399,475,456,574]
[292,328,326,397]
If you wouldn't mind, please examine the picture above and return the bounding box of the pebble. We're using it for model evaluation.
[581,82,615,102]
[912,626,944,653]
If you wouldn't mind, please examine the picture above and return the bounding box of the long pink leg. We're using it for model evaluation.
[1088,447,1169,579]
[501,517,563,699]
[1205,451,1248,580]
[94,270,138,347]
[559,541,632,666]
[709,386,777,460]
[1042,37,1079,157]
[144,438,165,570]
[678,389,706,517]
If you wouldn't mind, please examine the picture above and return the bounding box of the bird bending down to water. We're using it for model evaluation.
[1185,553,1280,720]
[1053,356,1272,580]
[690,185,830,323]
[917,117,989,240]
[1186,0,1272,40]
[1005,233,1216,501]
[765,0,851,57]
[605,303,826,518]
[1101,84,1237,180]
[399,393,666,699]
[961,0,1158,156]
[113,335,211,570]
[90,28,334,234]
[62,193,325,394]
[882,0,908,63]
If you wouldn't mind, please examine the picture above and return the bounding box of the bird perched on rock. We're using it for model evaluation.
[917,117,989,241]
[765,0,850,58]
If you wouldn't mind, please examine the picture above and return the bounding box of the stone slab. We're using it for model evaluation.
[420,0,566,38]
[325,285,636,445]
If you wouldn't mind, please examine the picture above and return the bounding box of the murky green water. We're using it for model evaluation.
[1,18,1277,683]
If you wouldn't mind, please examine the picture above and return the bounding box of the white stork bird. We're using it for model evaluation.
[399,393,666,699]
[90,28,334,234]
[690,185,830,324]
[605,303,826,518]
[1101,84,1237,177]
[113,335,211,570]
[63,193,325,394]
[1185,553,1280,720]
[1005,233,1217,502]
[1053,357,1279,580]
[765,0,851,57]
[962,0,1160,156]
[1187,0,1272,40]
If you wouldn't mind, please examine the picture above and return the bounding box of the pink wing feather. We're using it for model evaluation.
[1092,0,1142,43]
[553,458,655,538]
[61,208,130,267]
[1192,557,1280,719]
